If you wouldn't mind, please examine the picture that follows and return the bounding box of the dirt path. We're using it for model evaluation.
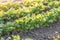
[19,21,60,40]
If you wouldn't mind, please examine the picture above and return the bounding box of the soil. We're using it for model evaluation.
[19,21,60,40]
[1,0,60,40]
[3,21,60,40]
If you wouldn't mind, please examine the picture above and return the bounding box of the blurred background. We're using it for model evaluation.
[0,0,22,3]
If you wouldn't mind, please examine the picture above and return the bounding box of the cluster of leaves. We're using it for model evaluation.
[0,0,60,36]
[0,2,21,11]
[0,1,60,23]
[0,35,20,40]
[0,7,60,35]
[48,34,60,40]
[0,0,60,11]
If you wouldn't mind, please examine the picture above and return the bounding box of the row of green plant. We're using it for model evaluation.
[0,7,60,36]
[22,0,60,8]
[0,1,60,23]
[0,0,59,23]
[0,7,51,23]
[0,0,60,11]
[0,2,21,11]
[0,0,60,36]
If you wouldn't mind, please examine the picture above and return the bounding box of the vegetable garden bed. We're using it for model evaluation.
[0,0,60,40]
